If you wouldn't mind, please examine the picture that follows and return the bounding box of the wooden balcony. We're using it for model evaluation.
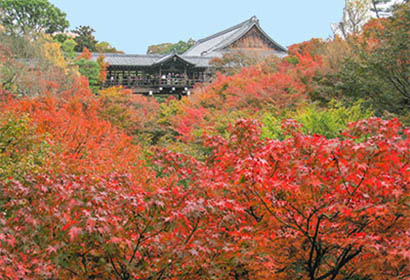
[104,73,211,91]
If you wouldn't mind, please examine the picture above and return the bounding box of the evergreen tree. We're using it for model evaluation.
[72,25,98,52]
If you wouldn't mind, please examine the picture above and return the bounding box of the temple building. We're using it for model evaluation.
[94,16,287,96]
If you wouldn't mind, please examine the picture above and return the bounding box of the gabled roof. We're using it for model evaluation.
[152,53,195,67]
[183,16,287,57]
[90,16,286,68]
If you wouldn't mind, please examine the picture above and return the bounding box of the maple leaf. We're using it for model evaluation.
[68,227,81,242]
[46,246,58,254]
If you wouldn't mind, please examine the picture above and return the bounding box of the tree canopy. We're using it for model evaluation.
[147,39,195,55]
[0,0,69,35]
[72,25,98,52]
[339,2,410,115]
[95,41,123,53]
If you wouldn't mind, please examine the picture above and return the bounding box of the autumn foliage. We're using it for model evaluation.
[156,52,322,147]
[198,118,410,279]
[1,81,409,278]
[0,3,409,279]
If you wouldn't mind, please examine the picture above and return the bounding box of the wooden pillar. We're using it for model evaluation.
[159,65,162,86]
[114,71,119,86]
[127,70,130,87]
[106,71,111,86]
[126,70,130,86]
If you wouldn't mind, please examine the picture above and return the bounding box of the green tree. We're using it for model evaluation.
[0,113,49,181]
[75,59,100,92]
[53,33,70,44]
[61,38,77,60]
[95,41,124,53]
[0,0,69,36]
[147,39,195,54]
[95,41,123,53]
[261,100,373,140]
[72,25,98,52]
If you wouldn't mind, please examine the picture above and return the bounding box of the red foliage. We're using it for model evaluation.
[195,59,313,111]
[0,171,229,278]
[0,80,226,278]
[357,18,388,50]
[97,87,161,139]
[168,54,322,142]
[0,23,408,279]
[288,38,326,56]
[0,78,408,279]
[199,118,410,279]
[173,107,208,142]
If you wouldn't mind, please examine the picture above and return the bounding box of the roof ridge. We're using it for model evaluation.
[181,55,217,59]
[211,20,287,53]
[152,53,195,66]
[91,53,163,57]
[252,23,287,52]
[209,22,255,53]
[194,16,256,44]
[185,16,287,56]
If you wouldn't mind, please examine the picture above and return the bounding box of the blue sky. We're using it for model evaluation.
[49,0,345,54]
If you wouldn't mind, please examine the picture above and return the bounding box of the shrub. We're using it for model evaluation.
[261,100,373,139]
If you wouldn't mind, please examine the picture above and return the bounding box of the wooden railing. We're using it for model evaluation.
[104,77,208,88]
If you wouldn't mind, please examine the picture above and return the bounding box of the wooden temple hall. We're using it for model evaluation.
[92,16,287,96]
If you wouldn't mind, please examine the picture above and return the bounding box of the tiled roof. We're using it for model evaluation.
[90,16,286,68]
[152,53,195,66]
[183,56,213,67]
[91,53,162,66]
[183,16,287,57]
[91,53,212,68]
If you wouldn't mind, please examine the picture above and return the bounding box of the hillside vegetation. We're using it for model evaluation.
[0,2,409,279]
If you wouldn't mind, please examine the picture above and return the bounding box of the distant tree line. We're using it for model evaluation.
[146,39,196,55]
